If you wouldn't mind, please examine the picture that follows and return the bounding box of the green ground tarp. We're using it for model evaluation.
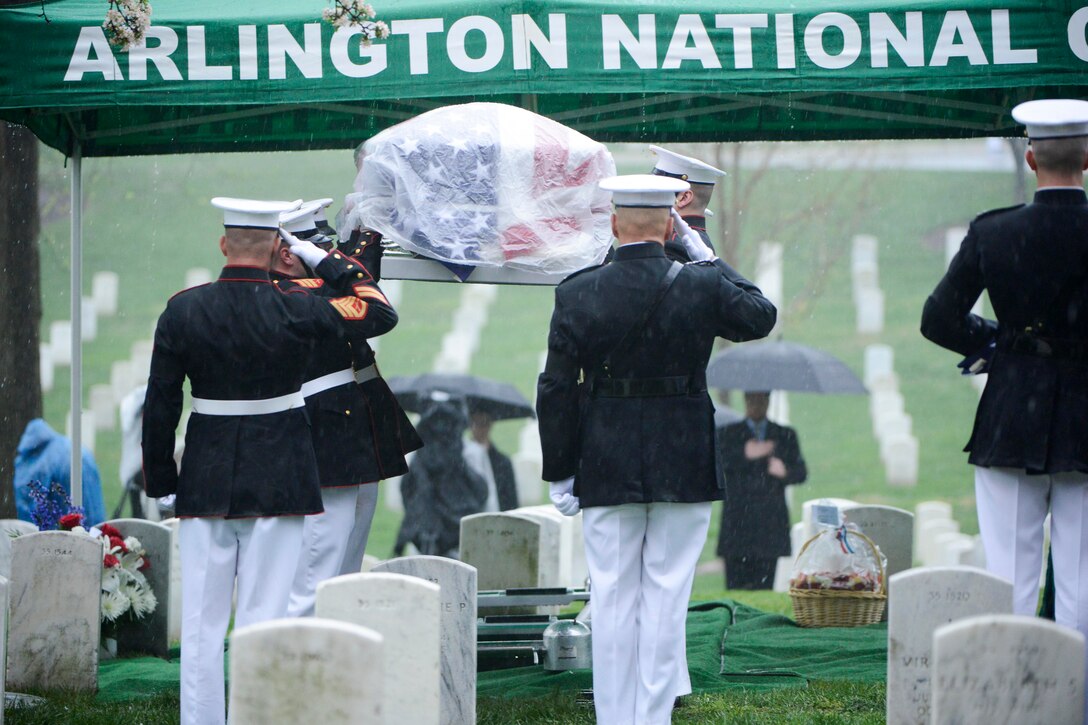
[95,600,887,703]
[4,1,1088,154]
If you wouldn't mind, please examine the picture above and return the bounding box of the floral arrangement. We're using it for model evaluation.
[60,514,158,625]
[323,1,389,48]
[23,481,157,627]
[24,481,84,532]
[103,0,152,52]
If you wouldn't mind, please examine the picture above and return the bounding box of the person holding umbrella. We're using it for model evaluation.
[537,174,776,725]
[716,391,808,590]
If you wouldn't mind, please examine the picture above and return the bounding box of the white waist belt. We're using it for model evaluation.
[354,364,379,384]
[301,368,355,398]
[191,391,305,416]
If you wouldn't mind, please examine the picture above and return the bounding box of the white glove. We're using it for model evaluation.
[671,209,714,262]
[549,478,580,516]
[279,228,328,269]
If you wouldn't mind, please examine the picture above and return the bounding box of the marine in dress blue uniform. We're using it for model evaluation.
[537,175,776,724]
[649,145,726,263]
[142,197,399,725]
[271,203,421,617]
[920,99,1088,719]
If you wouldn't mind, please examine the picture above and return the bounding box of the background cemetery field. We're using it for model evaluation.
[35,141,1017,570]
[20,141,1019,723]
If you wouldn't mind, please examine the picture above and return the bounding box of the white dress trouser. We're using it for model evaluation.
[582,502,712,725]
[287,485,362,617]
[338,483,380,576]
[180,516,305,725]
[976,466,1088,718]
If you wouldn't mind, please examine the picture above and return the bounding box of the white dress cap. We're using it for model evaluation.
[211,197,302,229]
[308,198,335,223]
[1011,99,1088,140]
[280,199,325,234]
[649,145,727,185]
[600,174,690,208]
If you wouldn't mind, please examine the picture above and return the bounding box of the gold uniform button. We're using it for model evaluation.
[356,272,364,278]
[344,409,351,416]
[347,264,354,269]
[354,248,362,255]
[333,253,342,260]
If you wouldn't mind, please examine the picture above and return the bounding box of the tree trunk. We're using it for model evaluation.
[0,122,43,518]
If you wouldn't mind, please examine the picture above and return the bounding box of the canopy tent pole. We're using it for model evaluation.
[70,140,82,508]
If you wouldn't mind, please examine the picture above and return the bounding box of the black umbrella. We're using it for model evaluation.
[706,341,867,394]
[387,373,536,420]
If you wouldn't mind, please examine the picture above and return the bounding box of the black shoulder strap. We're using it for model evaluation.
[600,261,683,378]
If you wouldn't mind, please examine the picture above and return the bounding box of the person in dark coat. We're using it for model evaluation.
[142,197,399,725]
[920,99,1088,715]
[648,145,726,263]
[394,393,488,558]
[537,175,775,725]
[464,410,519,512]
[716,391,808,590]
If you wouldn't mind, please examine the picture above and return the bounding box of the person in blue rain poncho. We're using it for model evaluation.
[14,418,106,526]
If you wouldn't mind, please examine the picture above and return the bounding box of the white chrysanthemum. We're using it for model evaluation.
[123,536,143,553]
[102,567,122,593]
[131,587,158,618]
[101,590,130,622]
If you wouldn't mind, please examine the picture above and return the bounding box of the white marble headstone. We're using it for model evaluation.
[8,531,102,692]
[512,451,545,506]
[841,504,913,581]
[92,271,119,316]
[856,287,885,335]
[40,343,54,393]
[932,614,1084,725]
[917,519,961,567]
[0,520,40,579]
[90,384,116,432]
[316,573,440,725]
[80,297,97,342]
[886,566,1012,725]
[228,618,384,725]
[104,519,171,657]
[505,508,562,587]
[914,501,952,545]
[460,512,542,592]
[0,573,7,719]
[49,321,72,367]
[159,517,182,643]
[863,343,895,387]
[371,556,477,725]
[883,434,919,488]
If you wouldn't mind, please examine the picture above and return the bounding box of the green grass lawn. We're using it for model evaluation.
[25,140,1024,722]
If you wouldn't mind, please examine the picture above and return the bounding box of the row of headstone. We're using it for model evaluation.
[913,501,984,569]
[887,565,1085,725]
[39,271,119,381]
[943,227,988,397]
[865,344,919,487]
[229,557,477,724]
[432,284,497,374]
[852,234,885,335]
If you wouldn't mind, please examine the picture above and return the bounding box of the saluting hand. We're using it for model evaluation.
[279,228,328,269]
[744,439,775,460]
[671,209,714,262]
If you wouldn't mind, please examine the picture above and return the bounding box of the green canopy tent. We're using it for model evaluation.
[3,0,1088,502]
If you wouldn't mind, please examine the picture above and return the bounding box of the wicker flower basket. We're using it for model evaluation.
[789,529,887,628]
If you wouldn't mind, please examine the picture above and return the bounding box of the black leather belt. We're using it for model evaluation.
[1001,332,1088,361]
[589,375,705,398]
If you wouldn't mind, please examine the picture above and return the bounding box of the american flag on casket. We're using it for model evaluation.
[344,103,616,276]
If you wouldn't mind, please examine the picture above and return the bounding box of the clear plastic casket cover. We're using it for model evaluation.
[341,102,617,275]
